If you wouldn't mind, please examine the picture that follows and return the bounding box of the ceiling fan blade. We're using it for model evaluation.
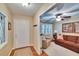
[63,16,71,18]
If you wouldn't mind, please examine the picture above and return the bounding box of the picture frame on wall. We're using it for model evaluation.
[8,22,11,30]
[62,23,74,33]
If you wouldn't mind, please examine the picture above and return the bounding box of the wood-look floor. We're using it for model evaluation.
[10,46,48,56]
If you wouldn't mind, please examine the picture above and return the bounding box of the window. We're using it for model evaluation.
[0,12,6,48]
[40,23,52,35]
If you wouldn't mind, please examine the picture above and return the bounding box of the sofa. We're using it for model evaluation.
[55,35,79,53]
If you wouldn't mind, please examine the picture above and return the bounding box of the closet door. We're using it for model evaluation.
[14,19,30,48]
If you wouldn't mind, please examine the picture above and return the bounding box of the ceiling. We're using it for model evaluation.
[6,3,43,16]
[40,3,79,24]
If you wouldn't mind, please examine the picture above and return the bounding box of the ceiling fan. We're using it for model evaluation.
[55,13,71,21]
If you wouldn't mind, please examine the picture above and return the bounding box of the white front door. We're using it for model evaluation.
[14,19,30,48]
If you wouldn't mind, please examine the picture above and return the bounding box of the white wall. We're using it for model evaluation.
[54,17,79,36]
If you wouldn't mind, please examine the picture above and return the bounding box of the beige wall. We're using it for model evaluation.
[33,3,55,54]
[0,4,13,56]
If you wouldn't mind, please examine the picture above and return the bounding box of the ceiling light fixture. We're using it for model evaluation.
[22,3,30,7]
[56,16,61,21]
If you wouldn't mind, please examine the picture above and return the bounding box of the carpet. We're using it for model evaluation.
[44,42,79,56]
